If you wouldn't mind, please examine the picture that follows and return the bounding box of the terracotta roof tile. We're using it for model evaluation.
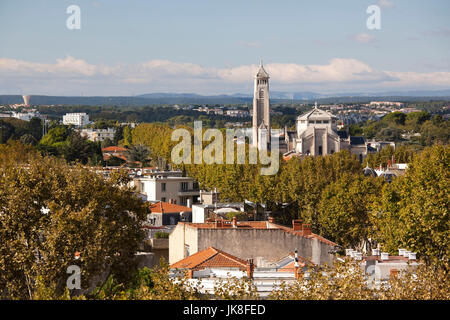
[102,146,128,153]
[150,201,192,214]
[180,221,336,246]
[171,247,249,270]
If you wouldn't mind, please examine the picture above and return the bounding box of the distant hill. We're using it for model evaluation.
[1,89,449,106]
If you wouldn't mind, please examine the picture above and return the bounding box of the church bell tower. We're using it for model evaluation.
[252,59,271,150]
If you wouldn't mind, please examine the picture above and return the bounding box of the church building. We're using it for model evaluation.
[252,60,271,150]
[284,103,374,161]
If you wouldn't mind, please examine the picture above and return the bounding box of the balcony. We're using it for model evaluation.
[178,188,200,196]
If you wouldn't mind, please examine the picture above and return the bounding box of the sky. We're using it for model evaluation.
[0,0,450,96]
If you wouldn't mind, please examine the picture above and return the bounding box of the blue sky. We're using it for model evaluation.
[1,0,449,95]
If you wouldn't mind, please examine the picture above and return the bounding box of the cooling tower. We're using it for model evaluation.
[22,95,31,106]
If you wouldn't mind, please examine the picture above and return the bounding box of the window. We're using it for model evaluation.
[259,90,264,99]
[161,183,166,192]
[318,146,323,155]
[181,182,189,191]
[141,183,145,191]
[323,120,329,124]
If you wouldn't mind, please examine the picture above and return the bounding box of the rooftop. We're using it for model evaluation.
[150,201,192,214]
[180,219,337,246]
[171,246,249,270]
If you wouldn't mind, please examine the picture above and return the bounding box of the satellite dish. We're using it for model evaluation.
[137,170,142,176]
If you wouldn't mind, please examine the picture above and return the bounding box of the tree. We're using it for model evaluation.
[317,173,383,250]
[127,144,151,167]
[0,152,148,299]
[375,145,449,264]
[62,132,100,165]
[122,126,133,147]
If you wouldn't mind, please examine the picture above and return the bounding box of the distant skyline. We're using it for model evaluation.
[1,0,450,95]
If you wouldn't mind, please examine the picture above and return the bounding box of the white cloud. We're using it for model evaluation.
[377,0,394,8]
[1,56,450,95]
[350,33,376,43]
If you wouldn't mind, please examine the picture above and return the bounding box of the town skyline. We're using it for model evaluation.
[1,0,450,95]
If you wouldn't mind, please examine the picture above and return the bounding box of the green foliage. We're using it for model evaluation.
[0,152,148,299]
[127,144,151,167]
[318,173,384,249]
[0,117,43,143]
[269,259,450,300]
[154,232,169,239]
[375,145,449,264]
[122,126,133,147]
[131,123,177,161]
[37,127,103,165]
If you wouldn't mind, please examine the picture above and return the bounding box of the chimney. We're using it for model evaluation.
[345,249,354,256]
[301,224,312,236]
[381,252,389,261]
[390,269,399,279]
[292,219,302,231]
[398,248,406,256]
[408,252,416,260]
[246,259,254,279]
[232,216,237,228]
[372,249,380,256]
[402,250,410,258]
[187,269,194,279]
[160,201,164,214]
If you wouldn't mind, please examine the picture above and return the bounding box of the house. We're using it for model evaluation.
[102,146,129,164]
[147,201,192,227]
[170,246,314,298]
[80,128,116,142]
[346,248,420,286]
[131,170,200,206]
[169,218,337,267]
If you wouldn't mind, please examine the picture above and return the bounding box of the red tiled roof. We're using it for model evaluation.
[171,247,249,270]
[181,220,337,246]
[150,201,192,214]
[102,146,128,153]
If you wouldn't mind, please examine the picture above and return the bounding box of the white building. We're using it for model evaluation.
[80,128,116,142]
[131,170,200,206]
[346,248,420,287]
[62,113,90,126]
[12,111,43,121]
